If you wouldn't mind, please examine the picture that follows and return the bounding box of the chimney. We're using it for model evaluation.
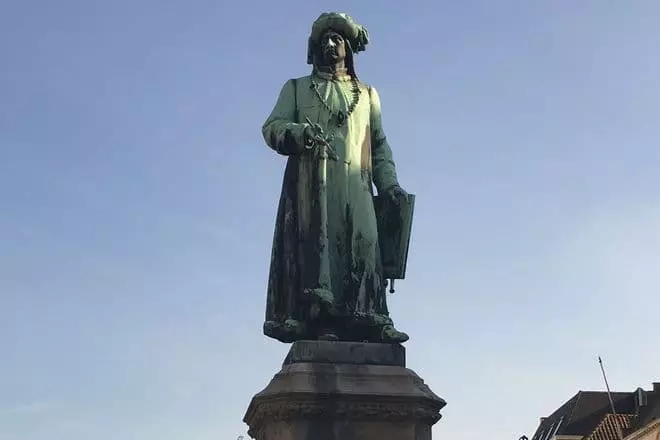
[653,383,660,392]
[636,387,648,408]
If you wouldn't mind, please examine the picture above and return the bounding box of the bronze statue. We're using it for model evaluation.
[261,12,411,344]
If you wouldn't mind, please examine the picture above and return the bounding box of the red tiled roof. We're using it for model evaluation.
[531,391,636,440]
[585,413,634,440]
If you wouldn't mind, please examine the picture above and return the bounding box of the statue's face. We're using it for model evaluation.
[319,30,346,64]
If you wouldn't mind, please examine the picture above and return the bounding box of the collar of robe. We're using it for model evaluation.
[313,68,352,82]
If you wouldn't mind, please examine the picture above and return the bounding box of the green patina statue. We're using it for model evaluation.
[262,12,410,344]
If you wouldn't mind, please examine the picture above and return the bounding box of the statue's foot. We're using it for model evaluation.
[318,332,339,341]
[380,324,409,344]
[263,319,303,343]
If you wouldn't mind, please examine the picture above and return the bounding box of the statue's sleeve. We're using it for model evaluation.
[262,79,309,156]
[369,86,399,193]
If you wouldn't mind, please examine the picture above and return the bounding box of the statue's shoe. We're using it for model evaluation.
[263,319,303,343]
[318,332,340,341]
[380,324,409,344]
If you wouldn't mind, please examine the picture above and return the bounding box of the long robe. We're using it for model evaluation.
[262,71,400,341]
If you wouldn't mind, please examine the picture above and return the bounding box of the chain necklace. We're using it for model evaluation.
[310,76,361,127]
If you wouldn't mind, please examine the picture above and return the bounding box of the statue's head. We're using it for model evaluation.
[307,12,369,76]
[318,29,348,66]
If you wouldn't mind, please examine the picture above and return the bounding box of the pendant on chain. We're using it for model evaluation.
[335,111,346,127]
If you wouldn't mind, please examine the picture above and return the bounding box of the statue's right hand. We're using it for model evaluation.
[303,125,315,148]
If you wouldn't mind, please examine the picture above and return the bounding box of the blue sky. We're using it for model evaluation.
[1,1,659,439]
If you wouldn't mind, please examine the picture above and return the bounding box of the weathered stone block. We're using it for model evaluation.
[283,340,406,367]
[244,341,445,440]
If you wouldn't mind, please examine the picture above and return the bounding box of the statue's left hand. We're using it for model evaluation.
[385,185,409,206]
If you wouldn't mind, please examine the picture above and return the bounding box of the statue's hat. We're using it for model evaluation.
[306,12,369,65]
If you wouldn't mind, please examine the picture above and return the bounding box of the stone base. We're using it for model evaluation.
[244,341,446,440]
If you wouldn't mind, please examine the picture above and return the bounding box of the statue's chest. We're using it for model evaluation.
[313,81,354,111]
[297,79,370,130]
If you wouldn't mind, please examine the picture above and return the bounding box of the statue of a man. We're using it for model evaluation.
[262,12,410,344]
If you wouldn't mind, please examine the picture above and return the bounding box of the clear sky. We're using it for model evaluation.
[1,1,659,439]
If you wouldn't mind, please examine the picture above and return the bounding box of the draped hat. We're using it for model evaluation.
[306,12,369,65]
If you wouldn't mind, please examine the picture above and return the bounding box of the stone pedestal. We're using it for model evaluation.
[244,341,446,440]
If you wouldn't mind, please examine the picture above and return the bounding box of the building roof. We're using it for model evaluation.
[585,414,634,440]
[531,391,636,440]
[631,385,660,432]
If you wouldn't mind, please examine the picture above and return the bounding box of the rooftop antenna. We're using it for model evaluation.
[598,355,624,440]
